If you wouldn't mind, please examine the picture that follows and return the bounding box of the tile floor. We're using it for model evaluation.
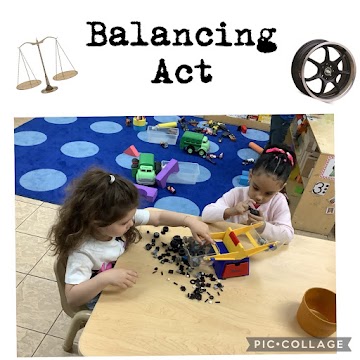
[16,195,81,357]
[14,118,335,357]
[15,118,81,357]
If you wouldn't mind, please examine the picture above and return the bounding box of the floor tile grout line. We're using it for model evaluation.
[17,299,65,355]
[16,229,52,241]
[47,311,65,339]
[31,333,47,357]
[16,324,47,357]
[17,315,64,340]
[15,198,43,207]
[46,333,68,341]
[18,327,78,349]
[17,324,47,336]
[16,270,28,275]
[16,273,28,288]
[40,202,60,208]
[31,333,78,356]
[16,231,54,278]
[19,272,57,283]
[26,246,55,278]
[15,203,43,230]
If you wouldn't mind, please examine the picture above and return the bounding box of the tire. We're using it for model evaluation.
[190,257,201,267]
[186,146,195,154]
[155,161,161,175]
[291,40,356,102]
[198,149,205,157]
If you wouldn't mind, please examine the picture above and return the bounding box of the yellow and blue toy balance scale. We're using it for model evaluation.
[204,223,278,279]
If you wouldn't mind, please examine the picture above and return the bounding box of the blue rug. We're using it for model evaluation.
[14,116,269,216]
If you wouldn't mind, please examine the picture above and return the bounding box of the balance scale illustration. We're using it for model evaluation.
[16,36,78,93]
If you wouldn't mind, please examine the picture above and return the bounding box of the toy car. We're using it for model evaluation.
[242,158,255,165]
[248,207,260,216]
[180,131,210,157]
[167,185,176,194]
[131,153,161,186]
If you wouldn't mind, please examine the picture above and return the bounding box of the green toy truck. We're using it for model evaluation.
[179,131,210,156]
[131,153,161,186]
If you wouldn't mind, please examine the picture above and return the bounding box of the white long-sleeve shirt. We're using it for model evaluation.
[202,186,294,244]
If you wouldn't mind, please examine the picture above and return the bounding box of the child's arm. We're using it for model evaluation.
[65,268,138,307]
[202,187,253,222]
[147,208,214,244]
[255,196,294,244]
[261,214,294,244]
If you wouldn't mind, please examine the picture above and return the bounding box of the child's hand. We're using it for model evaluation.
[247,210,265,233]
[184,217,215,244]
[104,268,138,288]
[227,199,256,217]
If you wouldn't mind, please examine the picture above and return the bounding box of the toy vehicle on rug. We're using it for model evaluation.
[131,153,161,186]
[180,131,210,156]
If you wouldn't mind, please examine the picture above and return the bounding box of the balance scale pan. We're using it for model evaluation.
[16,80,42,90]
[53,70,78,81]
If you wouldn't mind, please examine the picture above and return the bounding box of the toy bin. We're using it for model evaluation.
[213,257,250,279]
[161,160,200,184]
[182,236,216,268]
[297,287,336,337]
[147,126,179,145]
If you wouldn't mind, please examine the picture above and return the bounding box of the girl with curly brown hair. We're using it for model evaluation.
[49,167,212,309]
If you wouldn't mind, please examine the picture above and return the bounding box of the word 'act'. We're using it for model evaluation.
[151,59,212,84]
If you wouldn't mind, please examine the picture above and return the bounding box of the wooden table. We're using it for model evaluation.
[78,222,336,356]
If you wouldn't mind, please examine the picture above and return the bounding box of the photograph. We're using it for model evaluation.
[14,113,335,356]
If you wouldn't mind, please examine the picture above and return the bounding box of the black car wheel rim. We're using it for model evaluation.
[291,40,356,102]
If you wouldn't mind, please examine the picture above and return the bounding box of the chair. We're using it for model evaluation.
[53,256,92,352]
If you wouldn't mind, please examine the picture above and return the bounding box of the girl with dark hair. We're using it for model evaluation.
[202,144,296,244]
[49,167,212,309]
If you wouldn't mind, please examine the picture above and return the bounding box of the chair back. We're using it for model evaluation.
[53,256,88,318]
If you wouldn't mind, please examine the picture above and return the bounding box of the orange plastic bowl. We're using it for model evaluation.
[297,287,336,337]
